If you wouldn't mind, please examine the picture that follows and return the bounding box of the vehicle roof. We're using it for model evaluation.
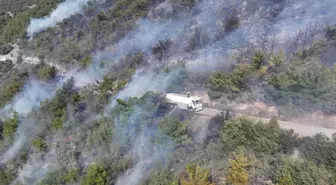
[166,93,201,100]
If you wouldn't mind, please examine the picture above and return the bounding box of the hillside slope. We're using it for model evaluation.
[1,0,336,185]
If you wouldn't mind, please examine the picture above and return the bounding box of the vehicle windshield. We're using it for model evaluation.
[195,99,202,104]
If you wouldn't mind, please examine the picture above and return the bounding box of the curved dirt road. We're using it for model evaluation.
[196,107,336,138]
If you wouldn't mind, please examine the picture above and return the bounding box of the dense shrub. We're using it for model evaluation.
[0,72,27,108]
[142,169,176,185]
[79,55,92,68]
[40,77,81,131]
[0,59,14,75]
[208,64,253,95]
[158,117,191,145]
[225,16,240,33]
[298,134,336,170]
[276,158,333,185]
[31,137,47,152]
[27,0,154,63]
[180,163,214,185]
[81,164,110,185]
[221,117,298,155]
[2,112,19,139]
[36,64,57,81]
[325,25,336,40]
[0,43,13,55]
[0,0,61,43]
[265,65,336,115]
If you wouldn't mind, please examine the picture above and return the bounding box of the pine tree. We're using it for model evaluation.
[180,163,215,185]
[277,175,294,185]
[226,149,249,185]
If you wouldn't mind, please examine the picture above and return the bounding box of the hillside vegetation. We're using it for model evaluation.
[1,0,336,185]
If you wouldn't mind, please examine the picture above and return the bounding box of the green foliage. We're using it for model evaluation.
[84,117,114,148]
[268,51,284,68]
[252,51,266,70]
[40,77,81,131]
[226,149,249,185]
[265,65,336,115]
[277,175,294,185]
[80,56,92,68]
[221,117,298,155]
[51,115,65,130]
[276,158,332,185]
[36,64,56,81]
[31,137,47,152]
[207,90,222,99]
[64,168,80,183]
[276,159,294,185]
[152,40,172,62]
[0,59,14,75]
[38,167,79,185]
[0,72,27,108]
[0,0,40,13]
[3,112,19,139]
[99,157,132,184]
[298,134,336,170]
[38,170,64,185]
[2,2,336,185]
[171,0,196,7]
[225,16,240,33]
[81,164,110,185]
[28,0,153,63]
[158,117,191,145]
[0,0,61,43]
[111,91,165,144]
[325,25,336,40]
[0,165,18,185]
[180,163,214,185]
[208,64,253,95]
[116,99,128,106]
[208,51,285,99]
[119,52,144,69]
[0,43,13,55]
[89,69,133,110]
[142,169,175,185]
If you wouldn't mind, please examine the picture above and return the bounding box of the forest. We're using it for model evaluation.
[1,0,336,185]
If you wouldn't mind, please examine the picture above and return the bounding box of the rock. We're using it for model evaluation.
[0,44,14,55]
[0,59,14,73]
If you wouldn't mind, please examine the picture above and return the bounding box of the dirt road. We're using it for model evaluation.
[196,107,336,138]
[0,44,67,73]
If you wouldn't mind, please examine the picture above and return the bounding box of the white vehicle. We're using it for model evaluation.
[165,92,203,112]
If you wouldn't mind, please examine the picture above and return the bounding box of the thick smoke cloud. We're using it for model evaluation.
[27,0,96,37]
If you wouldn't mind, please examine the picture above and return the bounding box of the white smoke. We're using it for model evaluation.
[27,0,95,37]
[0,134,26,163]
[12,148,58,185]
[116,132,170,185]
[12,80,56,116]
[0,115,42,164]
[106,68,184,113]
[3,0,336,184]
[0,58,108,164]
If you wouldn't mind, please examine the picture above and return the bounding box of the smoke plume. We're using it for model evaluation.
[27,0,96,37]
